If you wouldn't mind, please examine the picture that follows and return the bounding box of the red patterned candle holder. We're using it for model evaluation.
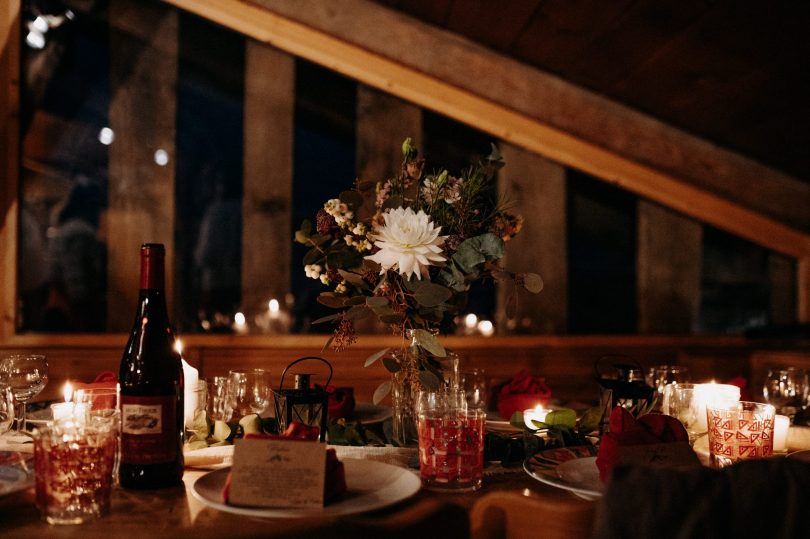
[707,401,775,468]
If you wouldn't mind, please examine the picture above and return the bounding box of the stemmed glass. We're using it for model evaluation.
[0,386,14,435]
[763,367,808,420]
[1,354,49,434]
[228,369,270,417]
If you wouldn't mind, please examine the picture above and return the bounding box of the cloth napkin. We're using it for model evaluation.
[496,369,552,420]
[596,406,694,482]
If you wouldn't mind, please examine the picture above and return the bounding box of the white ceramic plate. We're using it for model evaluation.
[192,457,421,518]
[523,447,602,501]
[0,451,34,497]
[351,403,392,425]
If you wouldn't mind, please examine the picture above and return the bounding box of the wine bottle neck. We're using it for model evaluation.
[140,245,165,290]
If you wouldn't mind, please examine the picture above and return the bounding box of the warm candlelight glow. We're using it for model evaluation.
[477,320,495,337]
[175,339,184,356]
[269,299,280,318]
[464,313,478,329]
[774,414,790,452]
[523,405,549,429]
[63,382,73,403]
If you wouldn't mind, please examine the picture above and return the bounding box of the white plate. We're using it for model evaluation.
[0,452,34,497]
[191,457,420,518]
[523,448,602,501]
[351,403,391,425]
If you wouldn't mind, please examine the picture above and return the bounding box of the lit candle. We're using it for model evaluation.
[233,312,248,334]
[694,382,741,431]
[177,339,199,426]
[477,319,495,337]
[269,299,280,319]
[774,414,790,452]
[523,405,549,429]
[63,382,73,403]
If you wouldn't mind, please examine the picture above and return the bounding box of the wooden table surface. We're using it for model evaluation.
[0,459,588,539]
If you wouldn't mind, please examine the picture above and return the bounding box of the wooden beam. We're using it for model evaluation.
[107,0,178,331]
[637,202,702,334]
[160,0,810,262]
[0,0,20,340]
[498,144,567,334]
[241,42,295,312]
[799,258,810,323]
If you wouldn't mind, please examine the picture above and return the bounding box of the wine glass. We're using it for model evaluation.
[206,376,233,422]
[0,386,14,435]
[647,365,689,411]
[228,369,270,417]
[662,382,704,445]
[1,354,49,434]
[763,367,809,419]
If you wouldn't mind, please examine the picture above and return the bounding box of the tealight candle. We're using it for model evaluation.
[177,339,199,426]
[50,402,88,423]
[523,405,549,429]
[774,414,790,452]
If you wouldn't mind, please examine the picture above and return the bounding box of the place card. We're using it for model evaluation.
[228,438,326,508]
[614,441,701,470]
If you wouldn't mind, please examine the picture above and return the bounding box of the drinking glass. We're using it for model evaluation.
[206,376,233,422]
[661,383,704,445]
[73,387,121,483]
[1,354,49,434]
[647,365,689,411]
[762,367,808,419]
[33,422,116,524]
[417,388,485,492]
[458,369,488,411]
[228,369,270,417]
[0,385,14,435]
[706,401,775,468]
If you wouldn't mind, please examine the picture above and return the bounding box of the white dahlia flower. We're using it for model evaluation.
[365,207,447,279]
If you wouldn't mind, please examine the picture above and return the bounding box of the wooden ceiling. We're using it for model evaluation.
[373,0,810,181]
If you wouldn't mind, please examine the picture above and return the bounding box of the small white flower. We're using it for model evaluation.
[304,264,322,279]
[352,223,367,236]
[365,207,447,280]
[344,235,356,246]
[335,282,347,294]
[320,274,330,285]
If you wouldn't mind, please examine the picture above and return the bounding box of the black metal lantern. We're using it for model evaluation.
[595,355,655,433]
[272,356,332,442]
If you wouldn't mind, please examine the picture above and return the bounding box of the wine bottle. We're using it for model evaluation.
[118,243,184,489]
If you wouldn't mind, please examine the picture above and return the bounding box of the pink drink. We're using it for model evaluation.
[418,411,485,492]
[34,425,116,525]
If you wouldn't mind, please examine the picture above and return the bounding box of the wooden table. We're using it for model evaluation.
[0,460,589,539]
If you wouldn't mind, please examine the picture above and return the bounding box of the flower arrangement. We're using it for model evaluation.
[294,138,543,398]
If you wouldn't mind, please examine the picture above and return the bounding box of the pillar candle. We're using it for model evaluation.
[182,359,199,426]
[694,383,741,432]
[774,414,790,452]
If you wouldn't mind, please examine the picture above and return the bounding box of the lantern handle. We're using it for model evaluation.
[278,356,333,391]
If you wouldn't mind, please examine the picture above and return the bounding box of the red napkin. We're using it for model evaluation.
[72,371,118,410]
[327,386,356,420]
[596,407,691,482]
[497,369,552,420]
[222,422,346,504]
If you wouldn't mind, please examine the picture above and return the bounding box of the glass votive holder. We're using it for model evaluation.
[33,422,117,524]
[707,401,775,468]
[416,388,485,492]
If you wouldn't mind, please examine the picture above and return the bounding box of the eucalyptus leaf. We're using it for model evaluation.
[326,248,363,269]
[578,406,603,435]
[509,411,525,429]
[345,295,367,306]
[338,270,367,287]
[312,312,344,325]
[373,380,392,404]
[413,282,453,307]
[344,305,373,321]
[364,348,390,367]
[184,440,208,451]
[543,409,577,429]
[413,329,447,357]
[521,272,544,294]
[379,314,405,324]
[418,370,441,390]
[381,357,401,373]
[294,230,311,245]
[212,421,232,442]
[302,247,322,266]
[317,293,347,309]
[366,296,389,308]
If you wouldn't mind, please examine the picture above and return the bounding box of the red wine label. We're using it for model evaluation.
[120,395,178,464]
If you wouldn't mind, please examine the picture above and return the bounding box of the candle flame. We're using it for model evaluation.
[63,382,73,402]
[269,299,280,313]
[175,339,183,355]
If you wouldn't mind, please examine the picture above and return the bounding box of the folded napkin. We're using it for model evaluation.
[496,369,552,420]
[326,386,356,420]
[72,371,118,410]
[184,445,234,469]
[596,406,695,482]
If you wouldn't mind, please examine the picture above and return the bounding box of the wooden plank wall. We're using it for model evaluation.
[107,0,178,330]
